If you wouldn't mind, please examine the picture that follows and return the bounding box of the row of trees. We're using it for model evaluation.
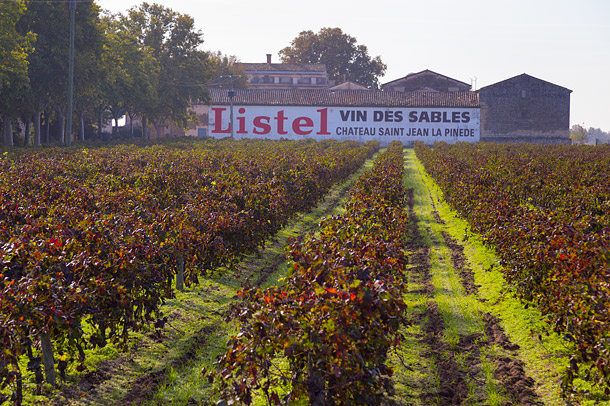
[0,1,244,147]
[570,124,610,144]
[1,1,388,148]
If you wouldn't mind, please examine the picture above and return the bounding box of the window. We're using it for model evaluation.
[316,77,327,85]
[279,76,293,84]
[297,77,312,84]
[263,75,274,84]
[520,90,527,98]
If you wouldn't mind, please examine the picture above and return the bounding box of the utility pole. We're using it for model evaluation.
[220,75,241,138]
[66,0,75,147]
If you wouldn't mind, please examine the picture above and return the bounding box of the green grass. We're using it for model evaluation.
[388,278,438,406]
[480,346,504,406]
[408,147,610,405]
[402,149,505,405]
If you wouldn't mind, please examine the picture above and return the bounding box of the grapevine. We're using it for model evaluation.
[0,138,377,403]
[415,141,610,394]
[208,141,411,405]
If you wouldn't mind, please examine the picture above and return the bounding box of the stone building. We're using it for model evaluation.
[187,88,480,146]
[478,73,572,144]
[381,69,471,93]
[179,68,572,146]
[240,54,329,89]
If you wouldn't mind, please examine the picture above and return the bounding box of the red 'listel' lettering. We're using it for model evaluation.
[211,107,331,136]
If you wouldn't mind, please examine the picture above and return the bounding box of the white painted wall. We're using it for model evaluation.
[205,105,480,146]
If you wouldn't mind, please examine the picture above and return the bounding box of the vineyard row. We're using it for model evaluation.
[208,141,411,405]
[0,138,378,403]
[414,141,610,393]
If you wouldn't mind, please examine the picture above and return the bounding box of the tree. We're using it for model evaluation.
[0,1,34,147]
[208,51,248,88]
[122,3,212,137]
[279,27,387,89]
[73,2,106,142]
[19,0,104,145]
[570,124,587,143]
[99,12,159,139]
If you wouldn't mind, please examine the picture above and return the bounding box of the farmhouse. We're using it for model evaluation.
[241,54,329,89]
[381,69,471,93]
[187,88,480,146]
[478,73,572,144]
[185,65,571,146]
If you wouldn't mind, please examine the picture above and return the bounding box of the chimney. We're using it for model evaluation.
[266,54,272,64]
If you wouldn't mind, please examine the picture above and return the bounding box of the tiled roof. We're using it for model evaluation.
[415,87,439,93]
[479,73,572,93]
[329,81,370,91]
[240,63,327,73]
[207,88,479,108]
[382,69,471,88]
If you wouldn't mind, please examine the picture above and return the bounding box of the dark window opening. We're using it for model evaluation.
[297,77,312,84]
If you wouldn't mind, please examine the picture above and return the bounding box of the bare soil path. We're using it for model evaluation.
[388,149,564,406]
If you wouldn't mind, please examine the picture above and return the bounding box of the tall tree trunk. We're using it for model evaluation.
[80,111,85,141]
[155,121,163,139]
[34,111,41,146]
[141,116,147,139]
[24,117,31,147]
[98,107,104,141]
[113,116,119,137]
[129,114,134,137]
[45,114,50,144]
[3,117,13,147]
[59,114,66,145]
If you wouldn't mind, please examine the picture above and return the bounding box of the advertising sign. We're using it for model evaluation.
[209,106,480,145]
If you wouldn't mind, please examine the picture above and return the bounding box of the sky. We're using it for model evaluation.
[96,0,610,131]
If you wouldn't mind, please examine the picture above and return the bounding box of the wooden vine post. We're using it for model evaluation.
[40,332,56,386]
[176,253,185,292]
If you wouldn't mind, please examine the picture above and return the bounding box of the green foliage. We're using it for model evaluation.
[100,12,159,131]
[414,141,610,396]
[0,138,377,402]
[0,1,34,116]
[208,142,410,405]
[4,2,217,145]
[279,27,387,89]
[570,124,587,142]
[208,51,248,89]
[122,3,213,132]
